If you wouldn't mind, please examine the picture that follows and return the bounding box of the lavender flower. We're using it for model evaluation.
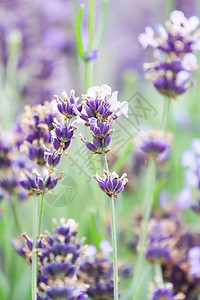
[78,247,114,299]
[54,90,82,120]
[181,138,200,189]
[44,149,61,168]
[81,84,128,124]
[80,119,113,154]
[20,102,58,166]
[94,170,128,198]
[51,119,77,153]
[151,287,175,300]
[146,246,171,264]
[188,246,200,279]
[14,218,88,299]
[138,11,200,98]
[20,169,63,196]
[134,130,173,162]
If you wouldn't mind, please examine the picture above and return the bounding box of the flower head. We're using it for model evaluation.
[51,119,77,154]
[54,89,82,120]
[20,169,63,196]
[14,218,88,299]
[139,11,200,98]
[78,247,114,299]
[134,130,173,162]
[81,84,128,124]
[94,170,128,198]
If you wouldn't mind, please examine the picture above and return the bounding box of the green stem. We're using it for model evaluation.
[110,195,119,300]
[131,159,156,299]
[32,197,38,300]
[38,193,44,237]
[102,151,109,171]
[154,263,163,284]
[165,0,174,18]
[102,152,118,300]
[88,0,95,52]
[160,96,171,130]
[85,60,94,91]
[10,196,22,234]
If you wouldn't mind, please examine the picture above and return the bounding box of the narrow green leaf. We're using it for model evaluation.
[76,4,86,60]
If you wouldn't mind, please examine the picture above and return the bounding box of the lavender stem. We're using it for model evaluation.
[102,151,119,300]
[32,197,38,300]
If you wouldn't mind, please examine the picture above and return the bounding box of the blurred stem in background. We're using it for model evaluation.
[32,197,38,300]
[102,151,119,300]
[154,263,163,284]
[131,159,156,299]
[76,0,108,91]
[165,0,174,18]
[160,96,171,130]
[9,196,22,234]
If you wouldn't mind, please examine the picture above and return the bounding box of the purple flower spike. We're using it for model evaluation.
[94,171,128,198]
[51,120,77,153]
[138,11,200,98]
[13,218,88,300]
[54,90,82,119]
[134,130,173,162]
[152,287,174,300]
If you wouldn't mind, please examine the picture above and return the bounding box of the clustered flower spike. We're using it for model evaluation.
[94,170,128,198]
[13,218,88,300]
[20,102,58,166]
[80,85,128,154]
[51,119,77,154]
[0,127,29,201]
[134,130,173,162]
[131,211,200,298]
[54,90,82,120]
[20,169,63,197]
[78,246,114,299]
[138,10,200,98]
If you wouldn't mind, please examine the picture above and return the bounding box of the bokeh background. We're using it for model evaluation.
[1,0,200,299]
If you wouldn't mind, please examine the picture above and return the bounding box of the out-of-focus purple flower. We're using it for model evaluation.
[78,253,114,299]
[152,287,175,300]
[14,218,88,299]
[159,190,170,210]
[146,246,171,264]
[175,188,192,210]
[138,11,199,98]
[94,170,128,198]
[181,139,200,195]
[139,11,200,53]
[20,102,58,166]
[134,130,173,162]
[188,246,200,279]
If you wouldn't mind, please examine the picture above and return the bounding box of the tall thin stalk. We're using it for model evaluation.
[32,197,38,300]
[102,151,119,300]
[160,96,171,130]
[10,196,22,234]
[38,193,44,237]
[131,159,156,299]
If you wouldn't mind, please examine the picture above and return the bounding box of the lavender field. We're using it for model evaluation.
[1,1,200,299]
